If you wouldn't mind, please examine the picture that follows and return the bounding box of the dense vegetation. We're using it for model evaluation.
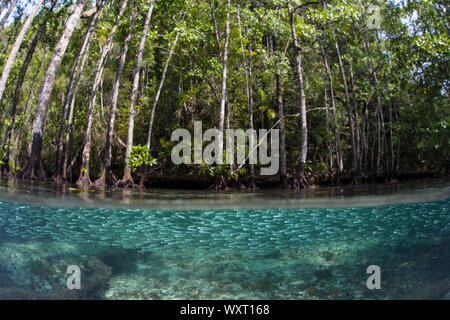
[0,0,448,189]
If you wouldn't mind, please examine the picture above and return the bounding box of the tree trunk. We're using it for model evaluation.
[346,38,362,184]
[76,56,104,187]
[244,31,256,189]
[237,6,257,188]
[142,1,192,188]
[217,0,230,165]
[0,0,44,103]
[3,1,58,176]
[288,1,309,189]
[273,35,288,189]
[62,20,97,182]
[146,1,193,149]
[209,0,222,59]
[362,101,369,174]
[388,100,396,181]
[323,84,334,183]
[320,42,343,184]
[100,7,140,188]
[208,0,232,189]
[350,85,362,183]
[76,0,130,187]
[363,32,386,180]
[235,11,254,188]
[0,1,10,20]
[18,0,86,181]
[334,35,358,185]
[0,0,18,30]
[1,20,46,177]
[13,49,48,176]
[120,1,155,188]
[54,2,104,183]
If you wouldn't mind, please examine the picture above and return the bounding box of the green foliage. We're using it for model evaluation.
[0,147,6,166]
[0,0,447,185]
[196,160,238,181]
[127,145,158,170]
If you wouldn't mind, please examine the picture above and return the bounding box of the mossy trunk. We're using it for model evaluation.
[19,0,86,181]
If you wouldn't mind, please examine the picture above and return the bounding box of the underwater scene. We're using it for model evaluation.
[0,179,449,300]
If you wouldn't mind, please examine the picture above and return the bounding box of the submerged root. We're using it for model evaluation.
[17,159,47,181]
[209,175,229,192]
[294,161,310,190]
[401,277,450,300]
[293,173,310,190]
[117,170,138,189]
[93,169,107,188]
[76,171,92,187]
[247,177,257,191]
[231,179,248,191]
[388,177,400,184]
[1,166,13,179]
[51,174,65,184]
[117,178,138,189]
[93,168,118,188]
[93,177,105,188]
[280,178,290,190]
[139,174,145,190]
[209,175,250,192]
[351,170,362,186]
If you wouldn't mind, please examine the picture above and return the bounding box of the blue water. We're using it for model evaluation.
[1,199,449,255]
[0,181,449,300]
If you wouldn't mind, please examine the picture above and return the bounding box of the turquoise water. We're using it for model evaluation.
[0,180,449,300]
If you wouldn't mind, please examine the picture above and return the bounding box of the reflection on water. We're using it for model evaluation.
[0,177,449,210]
[0,178,449,300]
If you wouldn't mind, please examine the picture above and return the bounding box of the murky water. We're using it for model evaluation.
[0,179,449,300]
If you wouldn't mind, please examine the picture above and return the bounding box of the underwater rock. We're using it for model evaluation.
[0,285,90,300]
[306,287,318,298]
[436,239,450,263]
[96,248,140,275]
[0,241,114,299]
[401,277,450,300]
[40,256,113,300]
[320,251,335,262]
[29,260,55,278]
[0,242,54,291]
[0,287,49,300]
[82,256,113,296]
[443,290,450,300]
[0,265,15,287]
[251,278,276,292]
[263,250,282,259]
[314,269,333,280]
